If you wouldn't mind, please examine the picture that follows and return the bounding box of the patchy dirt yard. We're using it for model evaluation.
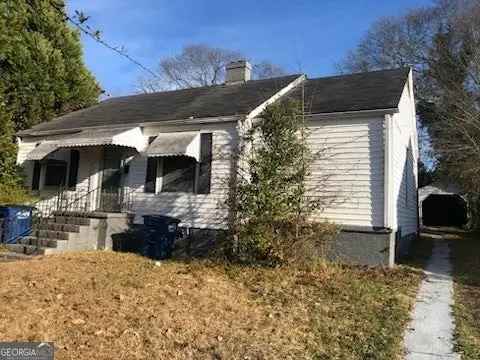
[0,252,421,359]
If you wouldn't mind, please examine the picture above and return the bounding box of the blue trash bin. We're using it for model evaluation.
[0,206,33,244]
[142,215,181,260]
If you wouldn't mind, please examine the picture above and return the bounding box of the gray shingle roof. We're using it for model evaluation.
[20,68,410,135]
[21,74,301,134]
[297,68,410,114]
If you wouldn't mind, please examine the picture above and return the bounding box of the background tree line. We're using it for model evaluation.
[135,44,285,92]
[338,0,480,198]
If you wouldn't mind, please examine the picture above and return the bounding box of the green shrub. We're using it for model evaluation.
[0,184,35,205]
[236,218,338,266]
[227,99,338,265]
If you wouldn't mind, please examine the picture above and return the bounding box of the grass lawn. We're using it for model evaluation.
[0,252,421,359]
[451,233,480,359]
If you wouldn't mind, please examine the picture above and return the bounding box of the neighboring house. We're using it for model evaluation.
[15,61,418,267]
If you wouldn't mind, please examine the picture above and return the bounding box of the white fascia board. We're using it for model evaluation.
[245,75,307,122]
[238,74,306,143]
[408,68,419,161]
[306,108,399,121]
[139,115,241,127]
[384,113,394,229]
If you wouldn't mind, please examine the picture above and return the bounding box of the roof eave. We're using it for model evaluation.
[138,114,242,127]
[17,114,243,138]
[306,107,399,120]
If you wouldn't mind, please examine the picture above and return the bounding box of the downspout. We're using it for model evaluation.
[384,114,395,267]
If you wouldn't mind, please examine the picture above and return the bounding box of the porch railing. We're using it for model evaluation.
[2,186,137,245]
[37,185,137,216]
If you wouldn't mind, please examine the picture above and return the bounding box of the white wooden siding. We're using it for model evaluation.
[18,116,385,229]
[127,124,238,229]
[306,117,385,227]
[390,74,418,235]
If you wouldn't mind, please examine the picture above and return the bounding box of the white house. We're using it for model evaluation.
[15,61,418,266]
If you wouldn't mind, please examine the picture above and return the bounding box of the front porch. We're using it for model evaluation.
[13,126,216,255]
[21,127,210,218]
[29,146,136,215]
[16,140,146,255]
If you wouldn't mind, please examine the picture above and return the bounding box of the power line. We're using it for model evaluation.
[49,0,159,78]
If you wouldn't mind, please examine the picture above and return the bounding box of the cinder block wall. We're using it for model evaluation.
[329,230,395,267]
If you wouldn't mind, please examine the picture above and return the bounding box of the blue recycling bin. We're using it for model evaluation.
[0,206,33,244]
[142,215,181,259]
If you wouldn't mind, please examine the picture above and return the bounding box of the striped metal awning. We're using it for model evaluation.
[25,142,60,160]
[25,127,147,160]
[145,132,200,161]
[58,127,146,150]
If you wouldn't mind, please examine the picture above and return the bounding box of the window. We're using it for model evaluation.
[197,133,212,194]
[144,133,213,194]
[31,161,41,191]
[67,150,80,189]
[162,156,196,193]
[44,159,67,187]
[144,157,157,193]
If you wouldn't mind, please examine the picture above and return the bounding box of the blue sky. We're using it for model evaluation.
[68,0,434,97]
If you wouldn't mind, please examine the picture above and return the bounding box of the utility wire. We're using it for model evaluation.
[49,0,159,78]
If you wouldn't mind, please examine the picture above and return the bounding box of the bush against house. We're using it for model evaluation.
[228,99,337,264]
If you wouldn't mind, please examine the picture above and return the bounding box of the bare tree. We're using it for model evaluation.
[338,0,480,181]
[252,61,286,80]
[430,28,480,192]
[337,0,480,102]
[136,44,285,93]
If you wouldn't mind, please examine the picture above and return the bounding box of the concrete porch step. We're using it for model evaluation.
[4,243,45,256]
[13,210,133,255]
[33,222,80,233]
[52,210,129,219]
[54,216,91,226]
[18,236,67,248]
[0,251,35,262]
[33,230,72,240]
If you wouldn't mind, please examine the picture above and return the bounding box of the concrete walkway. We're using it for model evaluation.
[404,239,461,360]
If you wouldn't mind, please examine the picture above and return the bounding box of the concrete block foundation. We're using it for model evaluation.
[329,227,395,267]
[178,226,418,267]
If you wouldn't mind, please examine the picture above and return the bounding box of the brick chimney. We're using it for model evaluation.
[225,60,252,85]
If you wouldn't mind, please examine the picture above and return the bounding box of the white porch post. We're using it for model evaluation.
[75,147,104,212]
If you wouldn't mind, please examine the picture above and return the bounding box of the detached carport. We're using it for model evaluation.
[419,183,468,227]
